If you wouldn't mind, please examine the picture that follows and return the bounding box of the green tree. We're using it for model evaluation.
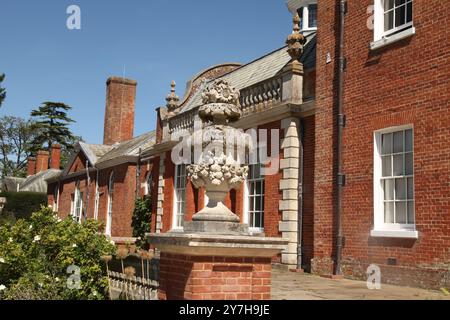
[30,102,76,152]
[0,74,6,107]
[131,196,152,249]
[0,116,38,178]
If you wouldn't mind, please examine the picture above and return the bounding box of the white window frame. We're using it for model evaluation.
[71,181,83,223]
[105,172,114,236]
[172,164,187,230]
[93,179,99,220]
[296,1,318,33]
[243,163,265,233]
[52,183,59,212]
[372,125,418,238]
[371,0,415,50]
[145,172,153,196]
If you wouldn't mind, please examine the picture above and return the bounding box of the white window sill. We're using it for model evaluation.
[370,27,415,51]
[370,229,418,239]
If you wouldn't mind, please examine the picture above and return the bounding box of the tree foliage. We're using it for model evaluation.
[0,74,5,107]
[131,196,152,249]
[30,102,76,152]
[0,116,38,178]
[0,207,116,300]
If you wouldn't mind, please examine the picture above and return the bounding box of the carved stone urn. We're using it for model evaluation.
[184,79,252,235]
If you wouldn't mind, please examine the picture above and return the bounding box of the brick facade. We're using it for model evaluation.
[313,0,450,288]
[158,253,272,300]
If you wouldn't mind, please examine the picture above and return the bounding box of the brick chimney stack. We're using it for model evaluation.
[103,76,137,145]
[35,150,49,173]
[27,157,36,176]
[50,144,61,170]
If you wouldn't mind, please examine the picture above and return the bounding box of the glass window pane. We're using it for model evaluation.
[407,201,415,224]
[395,5,406,27]
[395,0,406,7]
[385,0,394,10]
[297,8,303,29]
[256,181,262,195]
[406,1,412,22]
[384,179,394,200]
[405,153,413,175]
[255,197,261,211]
[250,212,255,227]
[395,202,407,224]
[407,177,414,199]
[255,212,261,228]
[249,195,254,211]
[393,154,403,176]
[382,156,392,177]
[395,178,406,200]
[382,133,392,155]
[405,129,413,152]
[393,131,403,153]
[385,10,394,31]
[308,4,317,28]
[385,202,394,223]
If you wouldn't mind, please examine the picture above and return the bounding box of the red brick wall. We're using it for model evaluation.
[259,120,283,238]
[162,151,175,232]
[302,115,316,271]
[315,0,450,287]
[49,156,139,238]
[313,0,340,276]
[158,253,272,300]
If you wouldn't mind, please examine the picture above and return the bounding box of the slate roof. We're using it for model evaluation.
[79,142,114,165]
[1,169,62,193]
[178,33,316,113]
[96,131,156,165]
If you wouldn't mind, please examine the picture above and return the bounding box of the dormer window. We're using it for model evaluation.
[371,0,415,50]
[292,1,318,33]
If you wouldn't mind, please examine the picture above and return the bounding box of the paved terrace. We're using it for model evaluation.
[271,266,450,300]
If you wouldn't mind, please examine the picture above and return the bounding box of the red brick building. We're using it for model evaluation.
[48,0,449,289]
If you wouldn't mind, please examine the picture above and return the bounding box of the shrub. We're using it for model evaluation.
[0,206,116,300]
[131,196,152,249]
[0,191,47,220]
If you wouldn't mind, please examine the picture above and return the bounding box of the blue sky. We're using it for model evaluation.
[0,0,292,144]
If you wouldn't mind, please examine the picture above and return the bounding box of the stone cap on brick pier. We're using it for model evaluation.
[146,232,288,258]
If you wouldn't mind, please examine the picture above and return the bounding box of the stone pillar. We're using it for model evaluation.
[151,234,285,300]
[279,118,300,269]
[155,153,166,233]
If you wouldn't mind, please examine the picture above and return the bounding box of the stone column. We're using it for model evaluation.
[155,153,166,233]
[279,118,301,269]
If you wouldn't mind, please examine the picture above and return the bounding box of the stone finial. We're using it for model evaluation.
[165,80,179,113]
[199,79,241,124]
[286,12,307,62]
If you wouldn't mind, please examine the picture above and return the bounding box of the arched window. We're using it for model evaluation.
[105,172,114,236]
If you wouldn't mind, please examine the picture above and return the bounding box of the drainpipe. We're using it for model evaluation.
[297,118,305,270]
[335,0,347,275]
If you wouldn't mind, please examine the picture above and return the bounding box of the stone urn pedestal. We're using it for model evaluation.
[147,79,288,300]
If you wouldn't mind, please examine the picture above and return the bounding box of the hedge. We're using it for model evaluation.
[0,191,48,220]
